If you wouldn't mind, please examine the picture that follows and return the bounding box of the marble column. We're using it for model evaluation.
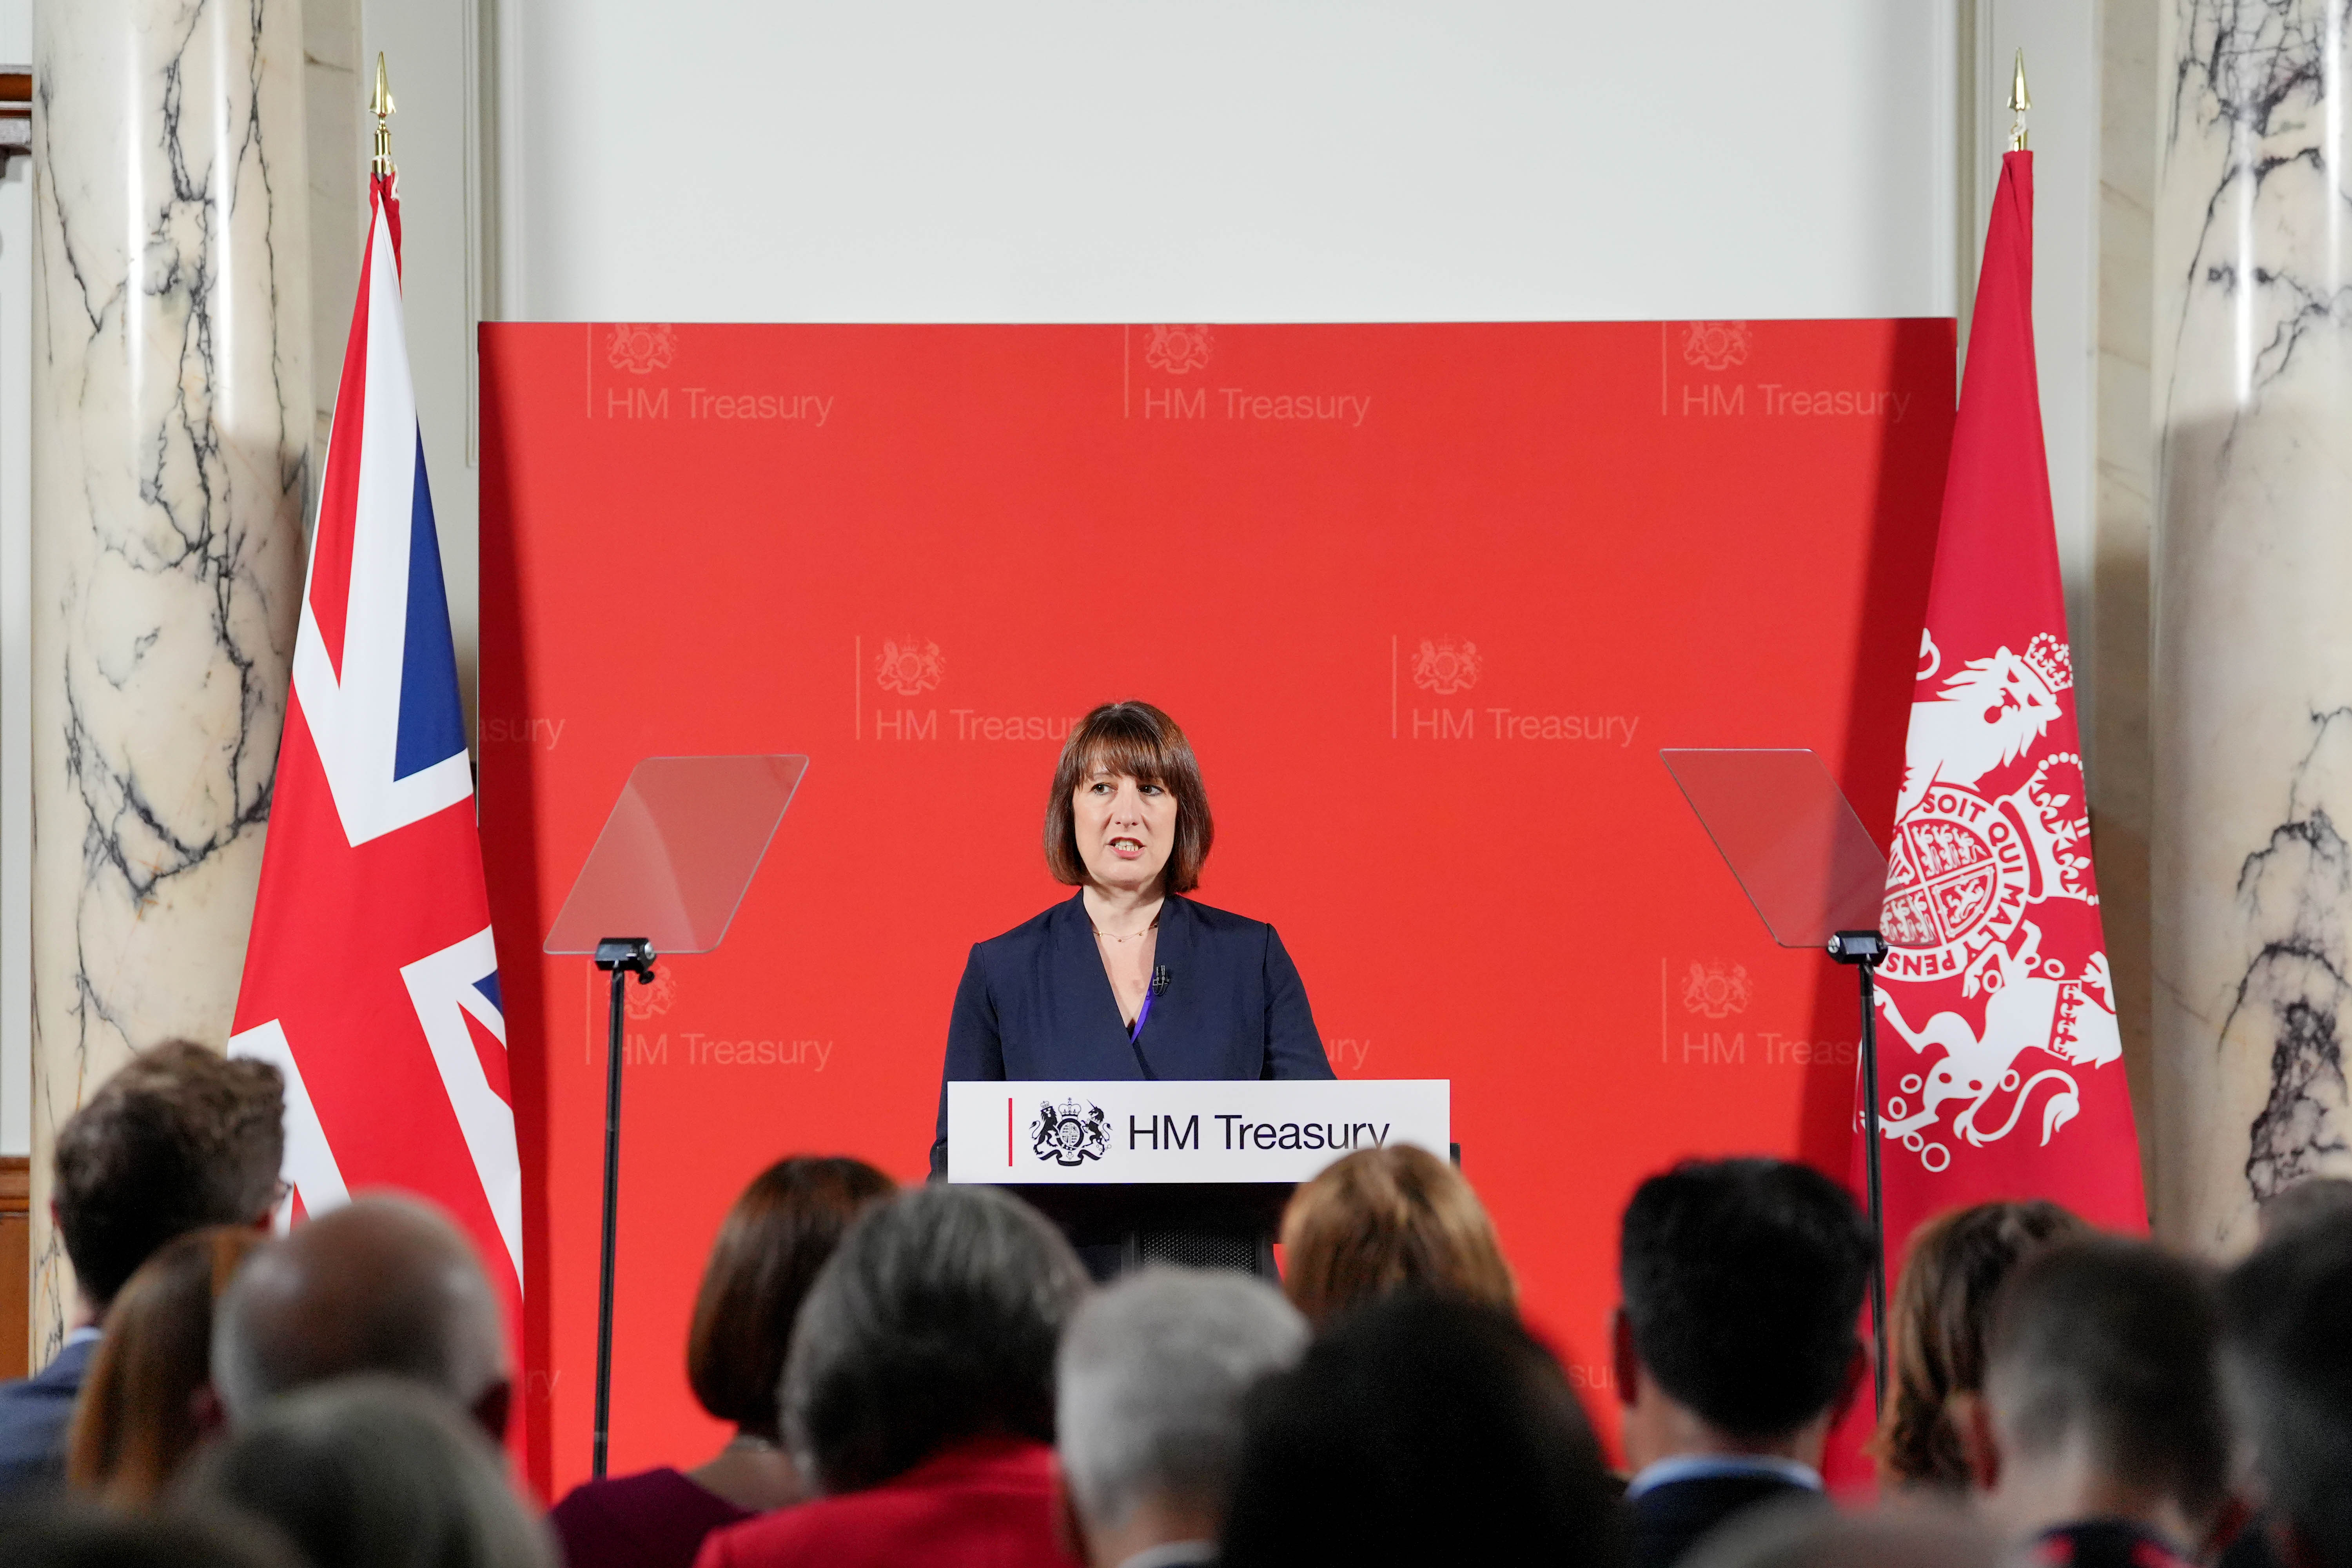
[2152,2,2352,1254]
[27,0,310,1356]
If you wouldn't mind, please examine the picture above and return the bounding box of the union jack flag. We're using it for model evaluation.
[230,170,520,1309]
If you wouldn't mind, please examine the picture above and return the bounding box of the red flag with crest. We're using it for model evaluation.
[1867,150,2146,1268]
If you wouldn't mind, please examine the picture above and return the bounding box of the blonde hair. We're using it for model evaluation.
[1278,1146,1515,1327]
[68,1224,267,1505]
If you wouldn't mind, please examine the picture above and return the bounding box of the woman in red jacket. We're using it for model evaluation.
[695,1185,1090,1568]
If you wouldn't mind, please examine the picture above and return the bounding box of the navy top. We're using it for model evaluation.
[931,891,1334,1172]
[0,1333,97,1497]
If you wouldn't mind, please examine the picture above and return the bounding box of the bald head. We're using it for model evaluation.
[213,1198,510,1437]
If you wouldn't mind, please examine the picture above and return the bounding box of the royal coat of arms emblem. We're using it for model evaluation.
[1681,321,1752,372]
[1143,325,1213,374]
[606,323,677,375]
[1878,630,2116,1174]
[1411,638,1481,696]
[875,638,945,696]
[1032,1099,1110,1167]
[1682,961,1753,1019]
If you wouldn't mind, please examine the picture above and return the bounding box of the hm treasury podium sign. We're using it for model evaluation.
[947,1080,1450,1184]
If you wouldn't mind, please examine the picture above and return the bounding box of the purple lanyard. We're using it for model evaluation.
[1128,983,1156,1044]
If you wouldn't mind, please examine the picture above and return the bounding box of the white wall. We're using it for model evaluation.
[500,2,1962,323]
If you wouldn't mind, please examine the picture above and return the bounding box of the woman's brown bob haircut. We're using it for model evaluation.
[1872,1196,2085,1490]
[1044,701,1215,894]
[1279,1145,1517,1328]
[686,1156,896,1440]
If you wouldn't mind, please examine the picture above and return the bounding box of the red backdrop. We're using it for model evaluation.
[477,319,1953,1498]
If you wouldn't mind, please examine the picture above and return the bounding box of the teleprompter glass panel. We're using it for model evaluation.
[1659,748,1887,949]
[544,755,807,956]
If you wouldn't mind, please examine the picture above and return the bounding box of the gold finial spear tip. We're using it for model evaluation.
[370,53,396,176]
[2007,47,2030,151]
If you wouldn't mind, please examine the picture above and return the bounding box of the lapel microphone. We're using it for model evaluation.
[1151,966,1170,995]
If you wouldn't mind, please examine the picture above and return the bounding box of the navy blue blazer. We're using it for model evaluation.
[931,892,1334,1172]
[0,1332,96,1496]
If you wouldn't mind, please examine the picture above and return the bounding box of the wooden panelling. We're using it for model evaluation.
[0,1157,27,1380]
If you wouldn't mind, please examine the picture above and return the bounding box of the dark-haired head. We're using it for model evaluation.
[1876,1198,2085,1490]
[1044,701,1213,894]
[54,1041,283,1313]
[2221,1211,2352,1568]
[2258,1175,2352,1245]
[1617,1157,1873,1442]
[781,1184,1089,1495]
[1220,1293,1622,1568]
[1980,1236,2229,1534]
[686,1156,895,1441]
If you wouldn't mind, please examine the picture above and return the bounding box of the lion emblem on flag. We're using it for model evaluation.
[1411,638,1481,696]
[1032,1099,1110,1167]
[1877,625,2115,1174]
[875,638,945,696]
[606,323,677,375]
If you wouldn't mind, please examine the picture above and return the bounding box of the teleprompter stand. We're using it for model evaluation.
[545,755,807,1477]
[1660,748,1894,1413]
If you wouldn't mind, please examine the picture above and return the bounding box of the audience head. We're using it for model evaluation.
[1876,1198,2086,1490]
[0,1497,298,1568]
[1056,1267,1308,1566]
[687,1156,895,1442]
[212,1196,510,1438]
[179,1376,552,1568]
[53,1040,283,1316]
[2220,1210,2352,1568]
[66,1224,268,1505]
[1615,1157,1873,1450]
[1972,1235,2229,1541]
[2258,1176,2352,1244]
[1220,1293,1622,1568]
[782,1183,1089,1495]
[1681,1497,2000,1568]
[1278,1144,1515,1327]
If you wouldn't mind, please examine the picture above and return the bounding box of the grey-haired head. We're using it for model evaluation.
[782,1183,1088,1495]
[1057,1266,1306,1555]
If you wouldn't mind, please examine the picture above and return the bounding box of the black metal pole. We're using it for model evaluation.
[590,937,653,1481]
[1827,930,1891,1423]
[1857,959,1890,1418]
[593,962,626,1480]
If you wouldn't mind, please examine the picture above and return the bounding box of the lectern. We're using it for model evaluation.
[946,1079,1450,1277]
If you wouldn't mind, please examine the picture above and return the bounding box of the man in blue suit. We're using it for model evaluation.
[0,1042,283,1494]
[1612,1158,1873,1568]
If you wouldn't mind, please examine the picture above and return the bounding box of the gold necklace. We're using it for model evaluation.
[1091,918,1160,943]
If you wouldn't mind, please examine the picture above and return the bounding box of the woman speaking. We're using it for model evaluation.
[931,701,1333,1270]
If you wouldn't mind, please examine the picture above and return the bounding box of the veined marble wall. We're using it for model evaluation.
[2152,1,2352,1252]
[28,0,310,1356]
